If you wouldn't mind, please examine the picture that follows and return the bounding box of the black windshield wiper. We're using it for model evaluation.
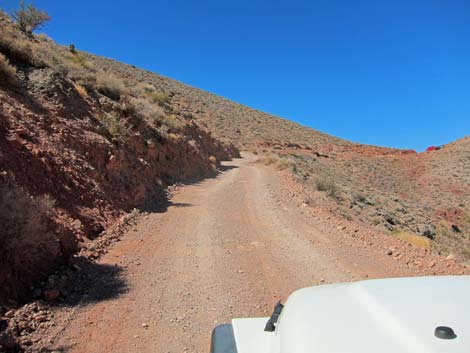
[264,301,284,332]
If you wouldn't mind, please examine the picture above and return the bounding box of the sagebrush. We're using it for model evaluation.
[0,52,17,85]
[0,186,59,302]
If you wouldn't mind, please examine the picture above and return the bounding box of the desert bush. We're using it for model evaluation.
[160,114,183,130]
[351,191,367,204]
[100,113,130,139]
[11,1,50,35]
[0,53,17,85]
[122,97,163,124]
[261,156,277,166]
[64,53,94,70]
[275,158,295,171]
[75,72,97,91]
[208,155,217,164]
[136,82,157,94]
[314,177,341,198]
[0,186,59,301]
[95,73,126,100]
[148,91,170,106]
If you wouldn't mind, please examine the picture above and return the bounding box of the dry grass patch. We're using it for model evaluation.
[395,230,431,250]
[259,156,294,171]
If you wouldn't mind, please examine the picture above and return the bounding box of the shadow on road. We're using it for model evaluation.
[217,164,238,173]
[53,261,128,308]
[138,162,239,214]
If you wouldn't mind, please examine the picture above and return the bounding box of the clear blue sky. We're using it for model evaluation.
[2,0,470,151]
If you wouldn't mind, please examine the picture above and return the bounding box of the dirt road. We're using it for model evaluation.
[52,154,413,353]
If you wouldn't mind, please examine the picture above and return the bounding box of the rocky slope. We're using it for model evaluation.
[0,13,238,306]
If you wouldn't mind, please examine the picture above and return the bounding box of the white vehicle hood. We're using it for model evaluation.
[232,276,470,353]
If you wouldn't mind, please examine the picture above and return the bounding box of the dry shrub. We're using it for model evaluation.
[314,177,341,198]
[95,73,126,100]
[0,53,17,85]
[0,186,60,301]
[75,73,97,91]
[160,114,183,130]
[261,156,277,166]
[135,82,157,94]
[259,155,295,171]
[99,113,130,139]
[208,155,217,164]
[135,83,170,106]
[275,158,295,171]
[123,97,164,125]
[351,191,367,204]
[0,20,56,68]
[57,53,97,81]
[74,83,88,99]
[148,91,170,106]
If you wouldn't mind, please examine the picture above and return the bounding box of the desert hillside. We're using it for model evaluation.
[0,12,238,304]
[86,51,470,262]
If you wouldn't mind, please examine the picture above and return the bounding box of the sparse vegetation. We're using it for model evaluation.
[95,73,126,100]
[314,177,340,198]
[11,1,50,35]
[394,230,431,250]
[351,192,367,204]
[275,158,295,171]
[0,52,17,85]
[100,113,130,139]
[122,97,163,124]
[0,186,58,300]
[136,83,171,106]
[160,114,183,130]
[148,91,170,106]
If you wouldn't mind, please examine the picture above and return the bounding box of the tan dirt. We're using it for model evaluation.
[50,154,445,353]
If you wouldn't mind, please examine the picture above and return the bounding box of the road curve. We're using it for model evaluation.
[52,154,406,353]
